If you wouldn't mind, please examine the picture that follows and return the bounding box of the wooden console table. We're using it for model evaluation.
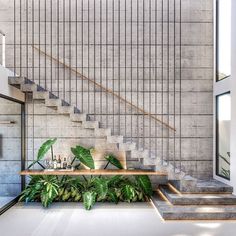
[20,169,167,176]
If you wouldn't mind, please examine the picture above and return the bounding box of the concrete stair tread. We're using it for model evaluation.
[151,194,236,220]
[159,185,236,205]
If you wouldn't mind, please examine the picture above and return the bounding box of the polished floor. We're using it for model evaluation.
[1,202,236,236]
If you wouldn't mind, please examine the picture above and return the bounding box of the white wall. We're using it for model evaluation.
[230,0,236,194]
[0,65,25,102]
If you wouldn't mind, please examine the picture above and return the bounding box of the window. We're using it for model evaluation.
[216,0,231,81]
[216,92,231,179]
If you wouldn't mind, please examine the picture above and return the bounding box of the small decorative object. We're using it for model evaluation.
[62,157,67,169]
[57,155,61,169]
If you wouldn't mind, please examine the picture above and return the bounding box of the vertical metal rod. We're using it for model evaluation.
[136,0,139,148]
[142,0,145,148]
[149,0,151,152]
[20,0,22,77]
[44,0,47,89]
[32,0,34,82]
[81,0,84,111]
[112,0,115,133]
[50,0,52,92]
[130,0,133,142]
[124,0,127,139]
[118,0,121,133]
[69,0,72,104]
[161,0,164,164]
[173,0,176,171]
[57,0,60,96]
[106,0,108,127]
[26,0,28,78]
[14,0,16,75]
[38,0,40,85]
[63,0,65,100]
[88,0,90,112]
[155,0,157,157]
[167,0,170,164]
[100,0,102,120]
[38,0,41,85]
[76,0,78,107]
[179,0,182,171]
[93,0,96,120]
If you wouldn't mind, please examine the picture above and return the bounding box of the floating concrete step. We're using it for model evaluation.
[171,179,233,194]
[94,128,111,137]
[107,135,123,144]
[20,83,38,92]
[8,76,31,85]
[119,142,136,151]
[159,185,236,205]
[82,121,100,129]
[45,98,62,108]
[70,113,88,122]
[151,193,236,220]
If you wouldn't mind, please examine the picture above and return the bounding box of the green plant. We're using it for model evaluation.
[28,138,57,169]
[104,154,123,169]
[20,145,153,210]
[71,145,95,169]
[19,175,59,207]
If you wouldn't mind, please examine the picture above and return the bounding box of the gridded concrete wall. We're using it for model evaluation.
[0,0,213,179]
[0,97,22,196]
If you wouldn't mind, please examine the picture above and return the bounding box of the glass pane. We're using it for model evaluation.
[216,0,231,81]
[0,97,22,209]
[216,93,231,179]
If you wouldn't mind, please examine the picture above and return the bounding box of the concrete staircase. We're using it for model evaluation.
[151,181,236,220]
[8,76,170,174]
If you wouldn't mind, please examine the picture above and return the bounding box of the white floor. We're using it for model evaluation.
[1,202,236,236]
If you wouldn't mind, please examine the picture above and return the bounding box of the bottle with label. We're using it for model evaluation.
[53,155,57,169]
[62,157,67,169]
[57,155,61,169]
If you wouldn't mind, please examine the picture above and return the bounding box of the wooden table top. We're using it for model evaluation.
[20,169,167,176]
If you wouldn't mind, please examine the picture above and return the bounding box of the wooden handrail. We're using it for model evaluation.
[32,45,176,131]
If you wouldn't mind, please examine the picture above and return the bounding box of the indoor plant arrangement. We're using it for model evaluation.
[19,140,153,210]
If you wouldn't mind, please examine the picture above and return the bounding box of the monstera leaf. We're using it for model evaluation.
[135,175,153,197]
[82,191,97,210]
[71,145,95,169]
[104,154,123,169]
[28,138,57,169]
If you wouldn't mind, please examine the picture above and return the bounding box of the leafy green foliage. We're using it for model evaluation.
[71,145,95,169]
[121,184,136,202]
[135,175,153,197]
[19,174,153,210]
[28,138,57,169]
[93,177,108,200]
[82,191,97,210]
[104,154,123,169]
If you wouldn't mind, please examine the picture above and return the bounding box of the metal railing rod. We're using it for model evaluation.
[32,45,176,132]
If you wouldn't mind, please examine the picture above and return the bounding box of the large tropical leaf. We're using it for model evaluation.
[82,191,97,210]
[71,146,95,169]
[28,138,57,169]
[135,175,153,197]
[93,177,108,200]
[121,184,136,202]
[107,190,119,204]
[104,155,123,169]
[107,175,123,187]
